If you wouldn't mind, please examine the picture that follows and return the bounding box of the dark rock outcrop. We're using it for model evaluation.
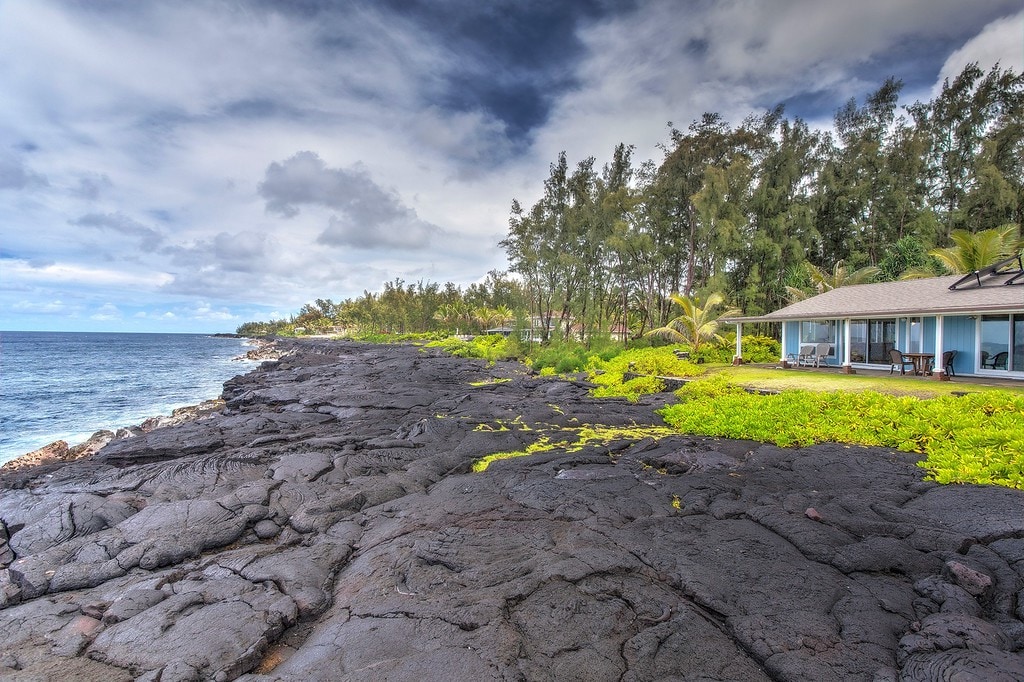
[1,340,1022,680]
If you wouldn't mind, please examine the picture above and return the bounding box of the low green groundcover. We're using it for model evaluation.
[659,375,1024,489]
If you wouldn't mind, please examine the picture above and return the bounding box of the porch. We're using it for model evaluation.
[757,362,1024,391]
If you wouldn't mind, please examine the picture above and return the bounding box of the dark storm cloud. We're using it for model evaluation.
[262,0,636,142]
[259,151,444,250]
[400,0,634,140]
[71,212,164,249]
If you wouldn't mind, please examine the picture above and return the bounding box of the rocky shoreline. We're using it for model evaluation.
[1,339,283,474]
[1,340,1022,680]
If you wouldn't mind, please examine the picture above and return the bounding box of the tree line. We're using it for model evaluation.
[239,63,1022,340]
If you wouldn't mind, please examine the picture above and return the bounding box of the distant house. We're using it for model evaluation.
[725,254,1024,380]
[609,322,628,343]
[487,316,625,342]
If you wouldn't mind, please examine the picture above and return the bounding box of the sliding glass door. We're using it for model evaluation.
[848,319,896,364]
[1016,316,1024,373]
[980,314,1023,372]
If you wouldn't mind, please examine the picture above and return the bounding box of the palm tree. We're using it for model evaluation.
[810,260,880,291]
[784,260,880,302]
[493,305,514,327]
[646,292,740,352]
[433,303,468,334]
[927,224,1021,274]
[473,307,500,333]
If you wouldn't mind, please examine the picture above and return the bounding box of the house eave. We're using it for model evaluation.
[726,302,1024,324]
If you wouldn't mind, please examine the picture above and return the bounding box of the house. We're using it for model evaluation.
[725,254,1024,380]
[488,317,625,342]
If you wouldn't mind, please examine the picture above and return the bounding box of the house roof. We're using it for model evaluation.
[727,271,1024,323]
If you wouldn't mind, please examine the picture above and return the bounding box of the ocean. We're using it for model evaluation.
[0,331,259,464]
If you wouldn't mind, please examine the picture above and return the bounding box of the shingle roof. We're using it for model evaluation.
[727,273,1024,323]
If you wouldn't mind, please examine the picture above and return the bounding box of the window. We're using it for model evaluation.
[800,320,835,344]
[850,320,867,362]
[909,317,922,353]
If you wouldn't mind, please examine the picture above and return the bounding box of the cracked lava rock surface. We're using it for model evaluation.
[1,340,1023,681]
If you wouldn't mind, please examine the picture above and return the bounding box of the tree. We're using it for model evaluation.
[908,64,1024,238]
[645,292,740,352]
[877,236,937,280]
[738,111,822,317]
[926,224,1022,274]
[806,260,880,292]
[784,260,880,301]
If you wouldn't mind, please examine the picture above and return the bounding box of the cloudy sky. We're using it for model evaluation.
[1,0,1021,333]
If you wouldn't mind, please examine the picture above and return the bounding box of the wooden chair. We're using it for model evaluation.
[888,349,915,375]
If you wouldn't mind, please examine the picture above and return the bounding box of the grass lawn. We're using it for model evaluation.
[703,364,1024,398]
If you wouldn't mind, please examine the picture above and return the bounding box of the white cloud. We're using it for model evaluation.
[11,299,69,314]
[3,259,173,289]
[536,0,1024,164]
[936,10,1024,89]
[90,302,122,321]
[190,302,237,321]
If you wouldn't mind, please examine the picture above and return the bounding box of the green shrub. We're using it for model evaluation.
[739,335,781,363]
[651,334,779,364]
[424,334,517,362]
[356,331,445,343]
[592,375,666,401]
[529,341,604,373]
[585,346,705,400]
[554,355,586,374]
[659,379,1024,489]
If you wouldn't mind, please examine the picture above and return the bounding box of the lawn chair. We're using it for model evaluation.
[990,351,1008,369]
[797,344,816,367]
[888,348,915,375]
[813,343,831,368]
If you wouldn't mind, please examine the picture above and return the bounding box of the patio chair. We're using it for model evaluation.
[930,349,957,377]
[813,342,831,368]
[888,348,915,375]
[787,344,814,367]
[991,351,1008,370]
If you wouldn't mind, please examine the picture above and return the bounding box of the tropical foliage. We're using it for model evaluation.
[927,224,1022,274]
[645,292,739,351]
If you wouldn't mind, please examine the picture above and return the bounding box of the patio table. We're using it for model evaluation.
[903,352,934,376]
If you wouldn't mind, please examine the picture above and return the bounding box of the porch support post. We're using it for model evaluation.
[780,321,789,367]
[842,318,855,374]
[933,315,948,381]
[733,323,743,365]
